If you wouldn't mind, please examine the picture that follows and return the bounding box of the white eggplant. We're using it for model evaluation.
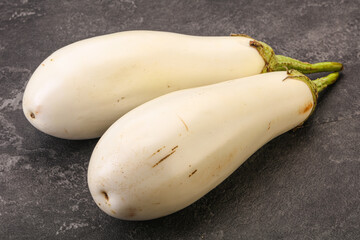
[87,70,339,220]
[22,30,342,139]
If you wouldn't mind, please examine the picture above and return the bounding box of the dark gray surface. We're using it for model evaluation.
[1,0,359,239]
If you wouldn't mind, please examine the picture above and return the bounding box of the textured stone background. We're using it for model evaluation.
[1,0,359,239]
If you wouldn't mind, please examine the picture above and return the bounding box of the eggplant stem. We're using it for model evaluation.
[248,39,343,74]
[313,72,340,93]
[274,55,343,74]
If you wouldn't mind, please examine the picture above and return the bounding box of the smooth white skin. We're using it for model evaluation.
[87,71,314,220]
[22,31,264,139]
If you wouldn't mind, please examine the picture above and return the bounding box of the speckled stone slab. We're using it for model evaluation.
[1,0,359,239]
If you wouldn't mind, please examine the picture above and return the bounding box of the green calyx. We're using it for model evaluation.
[247,39,343,74]
[283,70,319,117]
[230,34,341,125]
[284,70,340,117]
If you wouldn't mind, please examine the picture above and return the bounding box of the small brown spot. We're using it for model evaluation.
[30,112,35,119]
[111,210,116,214]
[150,146,165,157]
[299,102,313,114]
[178,116,189,131]
[189,164,191,167]
[189,169,197,177]
[41,63,45,66]
[50,59,54,61]
[268,121,271,130]
[152,202,160,205]
[64,129,68,134]
[117,97,125,102]
[152,150,176,168]
[127,207,137,218]
[101,191,109,201]
[167,85,170,88]
[98,203,101,206]
[171,145,178,151]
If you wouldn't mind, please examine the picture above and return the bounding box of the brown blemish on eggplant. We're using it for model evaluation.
[268,121,271,130]
[150,146,165,158]
[300,102,313,114]
[111,210,116,214]
[127,207,137,218]
[189,169,197,177]
[50,59,54,61]
[64,129,68,134]
[152,150,176,168]
[117,97,125,102]
[178,116,189,131]
[98,203,101,206]
[41,63,45,66]
[101,191,109,201]
[172,145,178,151]
[30,107,41,119]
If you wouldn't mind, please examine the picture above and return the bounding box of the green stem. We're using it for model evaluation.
[274,55,343,74]
[313,72,340,93]
[249,40,343,74]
